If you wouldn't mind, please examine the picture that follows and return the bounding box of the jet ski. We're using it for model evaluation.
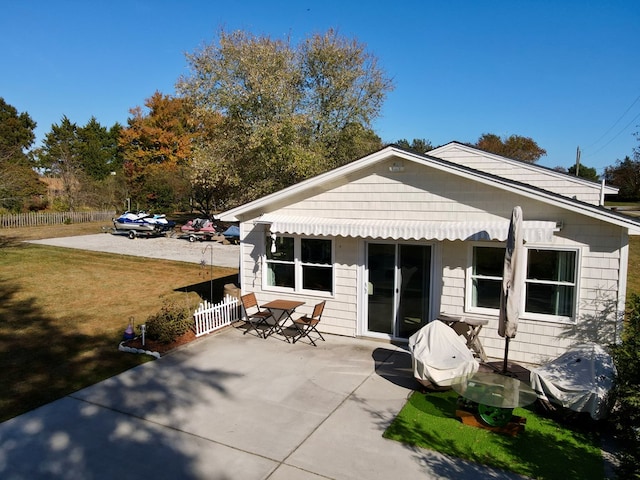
[113,211,175,237]
[180,218,223,242]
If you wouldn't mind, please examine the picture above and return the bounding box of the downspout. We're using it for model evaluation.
[600,179,606,207]
[617,229,629,345]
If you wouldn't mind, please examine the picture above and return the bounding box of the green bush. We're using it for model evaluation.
[145,298,193,344]
[610,293,640,479]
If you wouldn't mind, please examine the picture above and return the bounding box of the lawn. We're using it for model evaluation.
[0,222,238,422]
[384,390,604,480]
[627,235,640,296]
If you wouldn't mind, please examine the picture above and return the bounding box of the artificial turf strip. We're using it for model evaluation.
[383,390,604,480]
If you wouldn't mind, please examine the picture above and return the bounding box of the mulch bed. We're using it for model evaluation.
[121,330,197,355]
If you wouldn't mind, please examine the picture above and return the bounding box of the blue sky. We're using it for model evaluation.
[2,0,639,174]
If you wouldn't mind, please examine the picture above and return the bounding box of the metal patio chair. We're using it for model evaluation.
[292,301,326,346]
[240,293,274,339]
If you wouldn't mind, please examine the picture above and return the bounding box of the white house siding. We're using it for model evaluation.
[430,145,609,206]
[438,211,625,364]
[275,159,547,223]
[237,220,360,337]
[236,155,626,365]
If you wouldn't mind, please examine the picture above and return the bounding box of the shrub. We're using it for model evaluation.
[145,298,193,344]
[610,293,640,479]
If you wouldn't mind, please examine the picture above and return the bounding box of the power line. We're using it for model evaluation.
[585,109,640,158]
[584,94,640,151]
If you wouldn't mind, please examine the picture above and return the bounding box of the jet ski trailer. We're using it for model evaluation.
[112,211,175,239]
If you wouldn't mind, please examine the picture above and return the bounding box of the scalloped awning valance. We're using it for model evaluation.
[254,214,560,243]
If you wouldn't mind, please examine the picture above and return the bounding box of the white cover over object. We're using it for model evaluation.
[408,320,479,388]
[529,343,617,420]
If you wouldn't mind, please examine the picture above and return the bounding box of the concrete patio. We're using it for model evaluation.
[0,327,528,479]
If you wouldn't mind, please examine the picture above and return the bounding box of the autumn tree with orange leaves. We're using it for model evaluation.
[119,91,196,210]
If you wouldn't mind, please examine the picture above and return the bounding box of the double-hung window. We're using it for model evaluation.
[469,245,578,321]
[525,249,576,318]
[265,235,333,294]
[470,246,505,310]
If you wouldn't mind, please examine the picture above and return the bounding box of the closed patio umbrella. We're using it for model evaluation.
[498,206,524,374]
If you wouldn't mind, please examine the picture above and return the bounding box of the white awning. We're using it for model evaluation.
[255,214,560,242]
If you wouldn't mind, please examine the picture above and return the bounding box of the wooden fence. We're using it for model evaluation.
[193,295,241,337]
[0,210,116,229]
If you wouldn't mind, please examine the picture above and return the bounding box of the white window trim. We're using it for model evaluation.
[464,242,504,316]
[262,235,335,297]
[465,242,581,324]
[522,245,581,324]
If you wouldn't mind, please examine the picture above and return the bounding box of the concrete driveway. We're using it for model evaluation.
[28,233,240,268]
[0,327,525,480]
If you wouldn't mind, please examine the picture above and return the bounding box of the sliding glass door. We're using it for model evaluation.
[366,243,431,339]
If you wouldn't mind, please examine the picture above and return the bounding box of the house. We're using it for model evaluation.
[216,142,640,365]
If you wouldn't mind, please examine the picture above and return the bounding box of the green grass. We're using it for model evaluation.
[627,236,640,296]
[384,390,604,480]
[0,224,238,422]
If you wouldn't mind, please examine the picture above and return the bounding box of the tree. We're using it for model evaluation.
[0,98,36,164]
[35,116,84,210]
[567,163,599,182]
[395,138,433,154]
[299,30,390,155]
[119,92,196,210]
[35,117,126,211]
[328,122,382,170]
[604,155,640,200]
[610,293,640,478]
[189,144,240,215]
[472,133,547,163]
[176,28,392,204]
[0,98,45,212]
[76,117,122,181]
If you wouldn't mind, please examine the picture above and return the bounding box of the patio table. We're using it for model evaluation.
[452,371,537,429]
[261,299,305,341]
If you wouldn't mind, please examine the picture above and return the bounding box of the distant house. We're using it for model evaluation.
[217,143,640,365]
[40,177,65,200]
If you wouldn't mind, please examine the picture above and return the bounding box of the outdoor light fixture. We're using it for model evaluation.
[389,161,404,172]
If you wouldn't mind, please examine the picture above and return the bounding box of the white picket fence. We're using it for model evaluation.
[193,295,241,337]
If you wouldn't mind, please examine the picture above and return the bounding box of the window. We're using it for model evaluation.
[469,245,578,320]
[266,236,295,288]
[525,249,576,317]
[470,246,505,309]
[265,235,333,294]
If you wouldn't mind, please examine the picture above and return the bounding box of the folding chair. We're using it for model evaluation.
[438,314,488,362]
[240,293,274,338]
[292,301,326,346]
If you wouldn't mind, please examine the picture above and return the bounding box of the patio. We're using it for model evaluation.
[0,327,528,479]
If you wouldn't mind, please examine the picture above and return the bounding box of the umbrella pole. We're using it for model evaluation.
[503,337,510,373]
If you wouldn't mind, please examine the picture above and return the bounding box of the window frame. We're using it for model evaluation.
[465,242,580,324]
[263,234,335,297]
[466,244,505,315]
[523,246,579,322]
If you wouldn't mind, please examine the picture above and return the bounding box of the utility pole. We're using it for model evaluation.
[575,146,581,177]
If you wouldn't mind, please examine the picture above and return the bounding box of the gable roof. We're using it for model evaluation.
[217,145,640,234]
[430,141,618,195]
